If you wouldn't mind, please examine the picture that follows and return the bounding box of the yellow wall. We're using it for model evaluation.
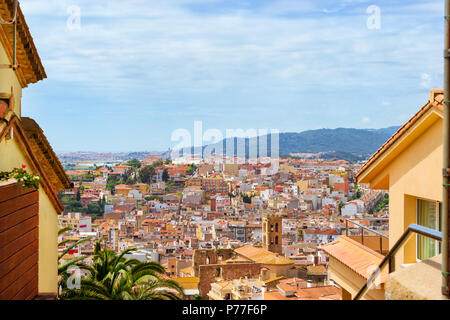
[297,180,309,192]
[224,164,239,176]
[0,42,22,116]
[0,132,59,294]
[329,170,348,179]
[364,115,442,265]
[115,189,129,195]
[389,118,442,265]
[38,186,59,293]
[133,183,149,194]
[280,164,296,174]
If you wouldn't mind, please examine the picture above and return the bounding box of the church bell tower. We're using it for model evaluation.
[262,212,282,254]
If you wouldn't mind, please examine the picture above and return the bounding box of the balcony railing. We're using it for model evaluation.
[344,218,389,254]
[354,224,443,300]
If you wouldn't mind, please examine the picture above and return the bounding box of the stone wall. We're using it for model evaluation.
[192,248,234,276]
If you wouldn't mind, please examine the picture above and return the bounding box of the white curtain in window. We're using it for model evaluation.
[417,200,438,260]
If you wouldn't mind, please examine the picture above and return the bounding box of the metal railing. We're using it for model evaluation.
[353,223,443,300]
[344,218,389,254]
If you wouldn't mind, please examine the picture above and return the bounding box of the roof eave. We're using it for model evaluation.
[356,89,444,184]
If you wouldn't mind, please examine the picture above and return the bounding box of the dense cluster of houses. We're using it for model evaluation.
[58,155,387,300]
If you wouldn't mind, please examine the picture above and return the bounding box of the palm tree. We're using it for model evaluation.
[57,227,93,296]
[59,239,185,300]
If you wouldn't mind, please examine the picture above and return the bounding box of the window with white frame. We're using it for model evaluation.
[416,199,441,261]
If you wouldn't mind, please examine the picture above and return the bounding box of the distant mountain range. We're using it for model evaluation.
[278,126,400,156]
[172,126,400,163]
[57,126,400,164]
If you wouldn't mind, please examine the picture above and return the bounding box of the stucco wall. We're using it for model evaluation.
[0,43,22,115]
[198,263,262,299]
[378,117,443,265]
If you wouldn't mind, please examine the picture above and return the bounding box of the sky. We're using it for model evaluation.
[17,0,444,153]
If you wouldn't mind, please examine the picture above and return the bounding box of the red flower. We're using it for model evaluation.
[21,164,27,169]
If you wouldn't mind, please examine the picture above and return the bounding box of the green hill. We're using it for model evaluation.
[172,126,400,163]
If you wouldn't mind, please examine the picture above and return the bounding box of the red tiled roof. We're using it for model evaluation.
[322,236,387,282]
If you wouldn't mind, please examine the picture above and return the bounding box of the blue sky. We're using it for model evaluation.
[18,0,444,152]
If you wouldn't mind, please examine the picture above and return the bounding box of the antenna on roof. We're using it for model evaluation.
[0,0,19,70]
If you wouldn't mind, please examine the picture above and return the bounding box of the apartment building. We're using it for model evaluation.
[201,177,229,194]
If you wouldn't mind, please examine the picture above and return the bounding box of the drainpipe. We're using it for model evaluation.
[443,0,450,297]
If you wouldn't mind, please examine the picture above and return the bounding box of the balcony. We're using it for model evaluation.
[343,218,389,255]
[385,253,448,300]
[351,223,449,300]
[322,235,388,300]
[322,218,390,300]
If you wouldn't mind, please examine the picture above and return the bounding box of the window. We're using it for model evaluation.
[416,199,441,260]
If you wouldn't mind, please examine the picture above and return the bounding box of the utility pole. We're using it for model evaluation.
[443,0,450,297]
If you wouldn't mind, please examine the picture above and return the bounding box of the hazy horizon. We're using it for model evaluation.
[55,124,400,154]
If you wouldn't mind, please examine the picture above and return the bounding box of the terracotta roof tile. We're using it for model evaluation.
[235,245,294,265]
[322,236,387,282]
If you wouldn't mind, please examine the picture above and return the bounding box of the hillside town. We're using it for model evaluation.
[57,155,388,300]
[2,0,449,304]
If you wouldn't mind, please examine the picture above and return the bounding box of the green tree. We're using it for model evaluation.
[59,240,184,300]
[338,201,345,214]
[126,158,141,169]
[66,199,83,212]
[153,160,164,167]
[87,202,102,216]
[139,165,155,184]
[122,169,132,182]
[145,195,163,201]
[162,169,169,182]
[57,227,92,297]
[186,163,197,175]
[125,176,136,185]
[106,174,120,192]
[375,193,389,212]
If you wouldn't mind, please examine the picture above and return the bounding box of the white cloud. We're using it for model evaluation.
[420,73,432,89]
[16,0,446,150]
[18,0,442,96]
